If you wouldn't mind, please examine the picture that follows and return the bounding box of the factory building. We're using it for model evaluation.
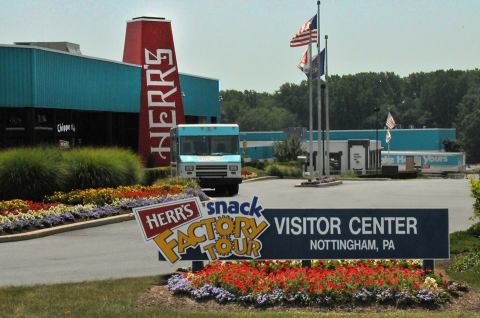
[0,42,219,151]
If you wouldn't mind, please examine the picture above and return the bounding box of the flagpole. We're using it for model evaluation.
[308,30,314,181]
[387,130,390,165]
[316,0,322,179]
[325,34,330,176]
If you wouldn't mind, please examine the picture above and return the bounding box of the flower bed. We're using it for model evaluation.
[45,184,186,206]
[241,169,257,180]
[167,260,467,308]
[0,185,208,235]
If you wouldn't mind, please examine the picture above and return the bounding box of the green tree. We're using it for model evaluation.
[457,88,480,163]
[272,135,305,162]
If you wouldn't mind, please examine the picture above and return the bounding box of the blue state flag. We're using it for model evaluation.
[298,48,325,78]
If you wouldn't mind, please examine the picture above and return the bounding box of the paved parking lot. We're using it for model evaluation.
[232,178,475,233]
[0,178,474,286]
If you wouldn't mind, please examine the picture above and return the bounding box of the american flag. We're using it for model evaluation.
[386,112,396,129]
[290,14,318,47]
[386,129,392,143]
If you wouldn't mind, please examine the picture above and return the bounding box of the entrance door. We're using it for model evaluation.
[350,145,365,174]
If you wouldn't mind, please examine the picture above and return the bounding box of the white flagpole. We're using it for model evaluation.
[386,131,390,165]
[316,1,322,179]
[325,34,330,176]
[307,30,314,181]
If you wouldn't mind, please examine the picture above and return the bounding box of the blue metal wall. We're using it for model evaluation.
[0,47,33,106]
[325,129,456,151]
[0,46,221,117]
[241,129,456,152]
[240,131,287,142]
[180,74,220,120]
[0,46,141,112]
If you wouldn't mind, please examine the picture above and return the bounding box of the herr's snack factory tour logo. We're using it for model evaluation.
[133,196,270,264]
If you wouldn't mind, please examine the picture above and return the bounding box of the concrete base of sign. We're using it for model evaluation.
[295,180,343,188]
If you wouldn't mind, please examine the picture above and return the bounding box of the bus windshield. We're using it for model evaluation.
[180,135,239,156]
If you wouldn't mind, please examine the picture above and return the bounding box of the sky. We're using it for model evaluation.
[1,0,479,92]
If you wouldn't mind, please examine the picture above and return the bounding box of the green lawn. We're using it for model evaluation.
[447,269,480,288]
[0,276,479,318]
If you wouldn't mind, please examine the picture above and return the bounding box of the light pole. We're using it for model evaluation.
[373,107,380,176]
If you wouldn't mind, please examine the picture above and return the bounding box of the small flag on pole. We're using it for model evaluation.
[290,14,318,47]
[386,112,396,129]
[386,129,391,143]
[297,49,325,77]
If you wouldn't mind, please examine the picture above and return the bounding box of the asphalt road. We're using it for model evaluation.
[0,178,474,286]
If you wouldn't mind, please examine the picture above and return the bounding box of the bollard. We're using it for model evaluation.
[192,261,204,273]
[422,259,435,273]
[302,260,311,268]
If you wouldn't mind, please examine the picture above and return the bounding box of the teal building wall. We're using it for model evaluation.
[241,128,457,161]
[0,45,141,112]
[0,45,220,118]
[180,74,220,120]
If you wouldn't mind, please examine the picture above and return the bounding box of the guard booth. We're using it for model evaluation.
[301,139,382,176]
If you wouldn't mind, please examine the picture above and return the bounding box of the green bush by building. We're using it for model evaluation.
[0,147,145,200]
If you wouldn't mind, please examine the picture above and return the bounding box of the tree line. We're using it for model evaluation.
[220,69,480,163]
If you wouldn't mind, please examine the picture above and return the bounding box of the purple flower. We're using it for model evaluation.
[256,293,269,306]
[354,288,373,302]
[191,284,215,300]
[62,212,75,222]
[375,288,394,302]
[167,274,192,294]
[416,289,436,303]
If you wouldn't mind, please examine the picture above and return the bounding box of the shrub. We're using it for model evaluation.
[103,148,144,185]
[450,250,480,273]
[0,147,64,201]
[62,148,144,191]
[144,167,171,185]
[272,136,305,162]
[466,222,480,236]
[265,164,302,178]
[265,164,283,178]
[469,177,480,219]
[244,160,266,170]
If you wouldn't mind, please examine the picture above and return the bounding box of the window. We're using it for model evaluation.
[180,135,239,156]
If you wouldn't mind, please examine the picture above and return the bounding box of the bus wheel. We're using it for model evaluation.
[227,184,239,196]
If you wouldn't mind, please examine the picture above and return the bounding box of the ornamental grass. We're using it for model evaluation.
[168,260,468,307]
[0,147,145,200]
[0,147,64,201]
[62,147,144,191]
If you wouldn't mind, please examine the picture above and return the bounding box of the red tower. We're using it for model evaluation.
[123,17,185,166]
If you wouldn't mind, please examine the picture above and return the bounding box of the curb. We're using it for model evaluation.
[242,176,279,183]
[0,213,135,243]
[339,178,391,181]
[294,180,343,188]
